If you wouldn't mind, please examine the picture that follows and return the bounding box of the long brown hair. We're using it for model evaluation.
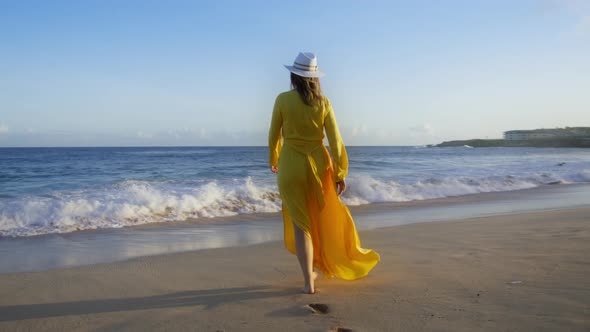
[290,73,324,108]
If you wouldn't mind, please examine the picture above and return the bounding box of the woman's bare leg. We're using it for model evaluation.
[293,223,316,294]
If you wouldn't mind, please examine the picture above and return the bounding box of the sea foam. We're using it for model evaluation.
[1,168,589,237]
[0,177,281,237]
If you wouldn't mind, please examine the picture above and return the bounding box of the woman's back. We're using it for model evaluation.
[274,90,328,142]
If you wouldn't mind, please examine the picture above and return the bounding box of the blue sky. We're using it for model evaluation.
[1,0,589,146]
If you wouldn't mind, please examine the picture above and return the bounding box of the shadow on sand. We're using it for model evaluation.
[0,286,296,321]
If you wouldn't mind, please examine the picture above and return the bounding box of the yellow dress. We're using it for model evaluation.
[268,90,380,280]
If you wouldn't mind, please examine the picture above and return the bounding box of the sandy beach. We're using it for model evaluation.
[0,205,589,331]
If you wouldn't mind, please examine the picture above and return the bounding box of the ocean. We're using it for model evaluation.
[1,146,589,238]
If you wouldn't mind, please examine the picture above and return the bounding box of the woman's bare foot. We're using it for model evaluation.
[301,271,319,294]
[301,285,315,294]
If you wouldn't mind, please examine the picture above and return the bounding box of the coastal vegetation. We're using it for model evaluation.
[436,138,590,148]
[437,127,590,148]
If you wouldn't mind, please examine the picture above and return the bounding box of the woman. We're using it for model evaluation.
[268,52,380,294]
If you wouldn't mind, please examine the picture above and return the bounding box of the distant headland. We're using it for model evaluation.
[436,127,590,148]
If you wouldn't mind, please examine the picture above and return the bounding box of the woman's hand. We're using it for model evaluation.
[336,180,346,196]
[271,166,278,173]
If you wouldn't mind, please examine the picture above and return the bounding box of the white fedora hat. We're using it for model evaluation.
[284,52,325,78]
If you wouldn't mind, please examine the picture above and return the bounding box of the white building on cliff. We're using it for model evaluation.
[504,127,590,140]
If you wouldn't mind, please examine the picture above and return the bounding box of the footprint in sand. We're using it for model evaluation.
[307,303,330,314]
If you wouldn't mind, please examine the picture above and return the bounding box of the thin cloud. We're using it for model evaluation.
[576,15,590,35]
[163,128,209,140]
[546,0,590,35]
[351,124,369,137]
[136,131,153,139]
[0,123,8,134]
[409,124,435,136]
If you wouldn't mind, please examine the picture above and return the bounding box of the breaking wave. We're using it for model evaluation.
[1,169,589,237]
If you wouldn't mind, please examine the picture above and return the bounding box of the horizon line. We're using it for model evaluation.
[0,144,435,149]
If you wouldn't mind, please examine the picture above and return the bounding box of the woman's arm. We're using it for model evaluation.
[324,98,349,193]
[268,96,283,172]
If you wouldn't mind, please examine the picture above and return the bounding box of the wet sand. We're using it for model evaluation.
[1,207,589,331]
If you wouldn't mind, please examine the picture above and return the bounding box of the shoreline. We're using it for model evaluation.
[1,183,589,274]
[1,207,589,331]
[4,182,590,239]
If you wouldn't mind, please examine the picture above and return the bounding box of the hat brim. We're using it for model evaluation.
[284,65,325,78]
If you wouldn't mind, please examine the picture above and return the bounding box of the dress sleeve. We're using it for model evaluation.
[268,96,283,167]
[324,98,349,181]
